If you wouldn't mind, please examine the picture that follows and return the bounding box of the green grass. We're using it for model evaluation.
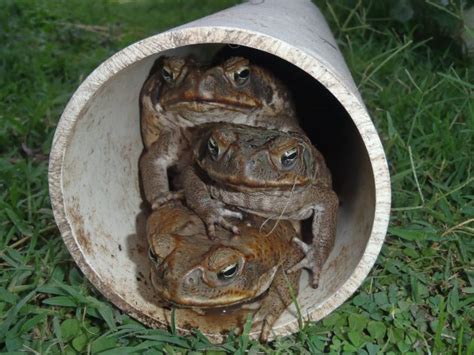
[1,0,473,353]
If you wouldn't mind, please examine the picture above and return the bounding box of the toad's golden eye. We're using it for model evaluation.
[233,66,250,86]
[207,136,219,160]
[217,263,239,280]
[161,66,174,83]
[281,147,298,169]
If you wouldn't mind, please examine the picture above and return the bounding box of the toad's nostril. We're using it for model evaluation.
[184,268,203,286]
[199,67,225,93]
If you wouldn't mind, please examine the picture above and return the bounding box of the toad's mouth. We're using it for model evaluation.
[163,99,260,113]
[154,289,260,309]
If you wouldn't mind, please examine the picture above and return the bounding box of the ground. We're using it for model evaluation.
[0,0,473,353]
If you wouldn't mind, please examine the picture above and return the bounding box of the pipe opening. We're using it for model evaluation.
[58,42,378,339]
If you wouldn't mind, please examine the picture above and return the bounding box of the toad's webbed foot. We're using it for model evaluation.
[259,320,273,343]
[151,190,184,210]
[234,307,272,342]
[203,202,243,239]
[288,238,321,288]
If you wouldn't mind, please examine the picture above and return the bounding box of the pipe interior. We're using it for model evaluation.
[61,44,375,334]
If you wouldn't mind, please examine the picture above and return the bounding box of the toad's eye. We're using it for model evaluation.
[233,67,250,86]
[161,67,174,83]
[217,263,239,280]
[207,136,219,160]
[148,247,161,265]
[281,148,298,169]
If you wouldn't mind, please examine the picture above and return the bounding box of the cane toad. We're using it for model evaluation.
[147,201,304,341]
[139,56,301,208]
[183,123,338,288]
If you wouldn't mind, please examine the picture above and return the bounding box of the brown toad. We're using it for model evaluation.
[147,201,304,341]
[139,56,301,208]
[182,123,338,288]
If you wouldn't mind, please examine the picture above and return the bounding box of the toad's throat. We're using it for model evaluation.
[206,173,310,190]
[158,288,270,312]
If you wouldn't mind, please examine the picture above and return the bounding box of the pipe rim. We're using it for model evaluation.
[48,25,391,340]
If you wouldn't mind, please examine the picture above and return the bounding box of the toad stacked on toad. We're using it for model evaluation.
[146,202,304,342]
[139,55,338,339]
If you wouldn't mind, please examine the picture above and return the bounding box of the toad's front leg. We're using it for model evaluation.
[139,131,184,209]
[181,166,242,239]
[289,188,338,288]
